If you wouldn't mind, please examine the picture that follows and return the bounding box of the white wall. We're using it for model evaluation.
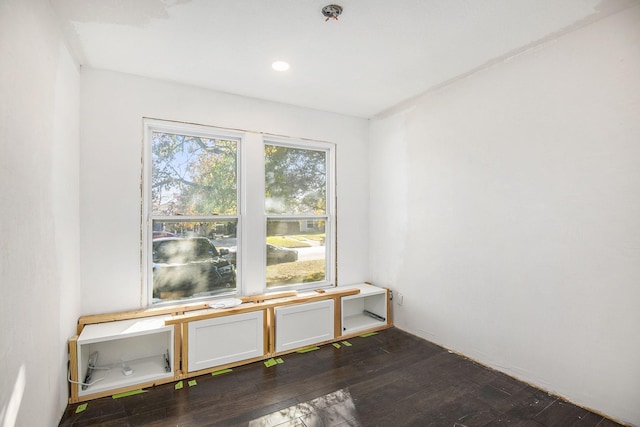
[370,6,640,425]
[0,1,81,425]
[79,69,370,314]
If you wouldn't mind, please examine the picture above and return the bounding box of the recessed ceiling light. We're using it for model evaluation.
[272,61,290,71]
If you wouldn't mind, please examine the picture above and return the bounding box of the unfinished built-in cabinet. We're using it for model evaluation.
[69,284,391,403]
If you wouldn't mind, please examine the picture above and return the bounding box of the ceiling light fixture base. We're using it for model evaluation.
[322,4,343,21]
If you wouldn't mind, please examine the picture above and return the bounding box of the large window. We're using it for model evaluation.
[264,140,335,289]
[143,120,335,305]
[144,121,241,304]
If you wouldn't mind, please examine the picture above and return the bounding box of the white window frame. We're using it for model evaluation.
[142,120,336,304]
[263,137,336,292]
[142,119,244,306]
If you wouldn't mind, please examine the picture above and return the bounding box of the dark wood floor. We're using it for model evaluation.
[59,328,623,427]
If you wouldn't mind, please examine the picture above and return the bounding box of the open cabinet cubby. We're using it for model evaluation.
[341,284,388,335]
[75,316,174,398]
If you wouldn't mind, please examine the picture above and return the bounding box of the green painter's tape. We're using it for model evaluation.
[112,389,146,399]
[75,403,88,413]
[275,358,284,364]
[360,332,378,338]
[174,381,183,390]
[332,343,341,348]
[188,380,197,387]
[264,358,277,367]
[212,369,233,376]
[341,341,352,347]
[296,346,320,353]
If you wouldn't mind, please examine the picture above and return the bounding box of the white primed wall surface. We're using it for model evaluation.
[79,69,370,314]
[0,0,81,425]
[370,6,640,425]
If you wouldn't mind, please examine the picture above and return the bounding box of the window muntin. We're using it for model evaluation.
[264,141,334,290]
[145,121,240,305]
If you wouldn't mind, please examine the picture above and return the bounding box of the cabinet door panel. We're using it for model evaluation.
[275,300,334,352]
[188,311,264,372]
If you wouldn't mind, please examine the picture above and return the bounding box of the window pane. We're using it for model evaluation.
[266,219,326,288]
[151,220,237,303]
[152,132,237,216]
[265,145,326,215]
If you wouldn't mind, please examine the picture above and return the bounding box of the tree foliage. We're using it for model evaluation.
[152,134,327,218]
[265,144,326,215]
[152,132,237,216]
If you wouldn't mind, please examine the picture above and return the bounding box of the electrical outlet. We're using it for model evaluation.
[396,292,404,306]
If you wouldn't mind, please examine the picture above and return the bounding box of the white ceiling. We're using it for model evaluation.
[51,0,637,118]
